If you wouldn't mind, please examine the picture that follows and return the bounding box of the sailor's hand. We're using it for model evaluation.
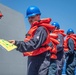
[8,40,16,45]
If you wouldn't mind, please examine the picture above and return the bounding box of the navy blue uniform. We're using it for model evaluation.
[66,38,76,75]
[15,26,50,75]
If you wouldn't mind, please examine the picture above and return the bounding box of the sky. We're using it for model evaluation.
[0,0,76,33]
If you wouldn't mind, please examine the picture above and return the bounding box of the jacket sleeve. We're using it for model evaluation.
[15,26,47,52]
[65,38,74,56]
[57,34,64,52]
[68,38,74,52]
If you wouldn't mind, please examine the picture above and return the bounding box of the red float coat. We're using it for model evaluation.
[23,18,59,59]
[64,34,76,52]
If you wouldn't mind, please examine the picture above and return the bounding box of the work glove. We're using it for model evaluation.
[65,52,69,57]
[65,50,74,57]
[68,50,74,55]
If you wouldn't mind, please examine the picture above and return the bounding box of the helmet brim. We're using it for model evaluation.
[25,13,41,18]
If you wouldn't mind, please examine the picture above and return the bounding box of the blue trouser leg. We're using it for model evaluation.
[62,59,66,74]
[38,52,50,75]
[27,51,50,75]
[56,51,65,75]
[48,59,57,75]
[27,56,43,75]
[66,53,75,75]
[75,67,76,75]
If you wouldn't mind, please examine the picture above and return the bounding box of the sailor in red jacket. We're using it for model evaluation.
[48,22,66,75]
[64,28,76,75]
[9,6,57,75]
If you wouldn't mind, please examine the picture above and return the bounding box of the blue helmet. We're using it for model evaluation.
[67,28,74,35]
[26,6,41,18]
[51,22,60,29]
